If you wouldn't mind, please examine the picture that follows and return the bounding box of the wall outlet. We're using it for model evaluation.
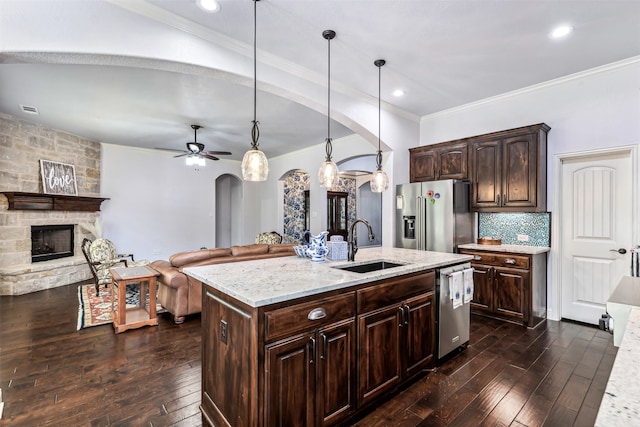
[220,320,228,344]
[152,249,161,255]
[517,234,530,242]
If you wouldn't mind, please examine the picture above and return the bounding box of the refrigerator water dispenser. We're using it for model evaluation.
[403,216,416,239]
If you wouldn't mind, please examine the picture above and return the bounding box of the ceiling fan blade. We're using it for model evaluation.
[203,150,232,156]
[173,153,188,158]
[155,147,187,153]
[202,154,220,161]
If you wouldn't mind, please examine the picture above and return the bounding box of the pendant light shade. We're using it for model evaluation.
[241,0,269,182]
[318,29,339,188]
[370,59,389,193]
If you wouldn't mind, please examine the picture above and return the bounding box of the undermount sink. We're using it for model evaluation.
[332,260,407,274]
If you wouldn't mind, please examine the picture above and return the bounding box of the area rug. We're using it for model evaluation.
[77,283,165,330]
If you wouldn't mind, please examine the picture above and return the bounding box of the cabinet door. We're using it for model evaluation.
[410,148,437,182]
[493,267,529,321]
[501,133,538,208]
[437,143,468,180]
[471,139,501,209]
[317,319,356,427]
[265,334,315,427]
[357,304,402,406]
[403,292,435,377]
[469,264,493,313]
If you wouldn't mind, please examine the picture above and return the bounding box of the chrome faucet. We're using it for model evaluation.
[348,218,375,262]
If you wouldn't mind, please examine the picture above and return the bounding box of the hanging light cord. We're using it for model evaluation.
[324,30,334,161]
[376,60,384,170]
[251,0,260,150]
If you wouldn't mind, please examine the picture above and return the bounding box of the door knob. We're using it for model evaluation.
[610,248,627,254]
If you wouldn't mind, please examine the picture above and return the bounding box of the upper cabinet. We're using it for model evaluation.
[409,141,468,182]
[470,124,550,212]
[409,123,550,213]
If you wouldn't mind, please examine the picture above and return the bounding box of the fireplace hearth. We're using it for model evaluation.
[31,224,74,263]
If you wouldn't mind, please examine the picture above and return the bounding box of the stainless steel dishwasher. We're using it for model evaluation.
[437,262,471,360]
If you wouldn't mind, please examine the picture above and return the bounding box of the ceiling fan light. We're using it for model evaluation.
[242,149,269,181]
[318,160,339,188]
[370,168,389,193]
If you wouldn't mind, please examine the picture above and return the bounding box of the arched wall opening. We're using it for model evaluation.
[215,173,243,248]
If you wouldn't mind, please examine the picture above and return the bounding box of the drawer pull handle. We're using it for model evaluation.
[504,258,516,265]
[473,255,483,261]
[308,308,327,320]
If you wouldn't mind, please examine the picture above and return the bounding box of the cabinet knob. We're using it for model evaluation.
[504,258,517,265]
[308,307,327,321]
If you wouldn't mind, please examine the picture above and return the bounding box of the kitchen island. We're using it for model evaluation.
[185,247,472,427]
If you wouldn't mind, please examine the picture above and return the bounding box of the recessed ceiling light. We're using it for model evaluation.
[393,89,405,97]
[549,24,573,39]
[197,0,221,13]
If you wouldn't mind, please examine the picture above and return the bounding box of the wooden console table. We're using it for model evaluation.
[110,266,160,333]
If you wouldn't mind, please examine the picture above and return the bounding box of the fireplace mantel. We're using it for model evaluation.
[1,192,109,212]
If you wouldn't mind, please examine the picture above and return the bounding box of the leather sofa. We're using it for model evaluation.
[150,243,296,324]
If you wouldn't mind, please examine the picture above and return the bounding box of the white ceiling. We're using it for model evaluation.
[1,0,639,161]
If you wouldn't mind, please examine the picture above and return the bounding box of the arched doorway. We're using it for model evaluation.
[281,169,310,243]
[215,174,242,248]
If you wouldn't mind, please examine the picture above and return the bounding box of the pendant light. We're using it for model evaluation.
[370,59,389,193]
[318,29,339,188]
[241,0,269,181]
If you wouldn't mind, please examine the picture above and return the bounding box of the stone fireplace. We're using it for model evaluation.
[0,113,103,295]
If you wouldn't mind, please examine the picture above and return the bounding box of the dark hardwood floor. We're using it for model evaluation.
[1,281,615,426]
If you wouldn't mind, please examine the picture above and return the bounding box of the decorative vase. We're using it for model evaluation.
[303,231,330,262]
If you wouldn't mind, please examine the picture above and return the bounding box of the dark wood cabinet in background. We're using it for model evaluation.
[408,123,549,212]
[410,141,468,182]
[470,123,550,212]
[460,248,547,328]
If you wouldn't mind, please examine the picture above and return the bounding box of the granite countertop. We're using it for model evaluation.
[595,307,640,425]
[458,243,550,255]
[184,247,472,307]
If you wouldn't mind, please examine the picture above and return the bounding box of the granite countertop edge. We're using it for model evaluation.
[185,247,472,308]
[458,243,551,255]
[595,307,640,425]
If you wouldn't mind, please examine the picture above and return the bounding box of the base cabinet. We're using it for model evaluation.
[265,318,356,427]
[357,280,436,407]
[460,249,546,328]
[201,270,436,427]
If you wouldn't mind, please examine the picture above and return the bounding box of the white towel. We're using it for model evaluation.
[450,271,464,309]
[463,268,474,304]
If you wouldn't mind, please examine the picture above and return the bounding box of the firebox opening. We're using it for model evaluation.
[31,224,74,263]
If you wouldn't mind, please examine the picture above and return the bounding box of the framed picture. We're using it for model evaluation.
[40,160,78,196]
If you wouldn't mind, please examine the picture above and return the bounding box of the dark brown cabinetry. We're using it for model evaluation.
[470,123,550,212]
[265,318,356,426]
[201,270,436,427]
[357,271,435,406]
[410,141,468,182]
[459,248,547,328]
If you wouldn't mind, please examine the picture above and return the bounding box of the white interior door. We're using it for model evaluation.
[560,150,633,324]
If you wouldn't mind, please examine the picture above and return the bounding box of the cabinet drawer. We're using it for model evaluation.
[357,271,435,313]
[265,293,355,342]
[461,250,530,270]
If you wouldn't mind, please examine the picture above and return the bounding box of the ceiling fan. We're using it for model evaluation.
[157,124,232,162]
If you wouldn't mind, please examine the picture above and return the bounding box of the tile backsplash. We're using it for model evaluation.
[478,212,551,247]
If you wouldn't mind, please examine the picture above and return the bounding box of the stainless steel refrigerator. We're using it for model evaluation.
[395,180,474,253]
